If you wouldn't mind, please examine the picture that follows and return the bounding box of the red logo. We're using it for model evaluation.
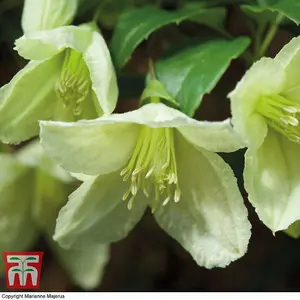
[3,252,43,289]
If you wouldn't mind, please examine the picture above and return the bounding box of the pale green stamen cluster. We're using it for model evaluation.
[55,49,91,116]
[120,126,181,212]
[256,94,300,143]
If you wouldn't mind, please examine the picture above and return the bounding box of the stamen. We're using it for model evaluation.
[283,106,299,114]
[280,117,289,126]
[128,195,136,210]
[120,126,181,211]
[174,188,181,203]
[163,197,171,206]
[145,167,154,178]
[55,49,91,117]
[286,116,299,126]
[131,177,138,195]
[256,95,300,143]
[143,188,149,197]
[288,134,300,143]
[122,188,131,201]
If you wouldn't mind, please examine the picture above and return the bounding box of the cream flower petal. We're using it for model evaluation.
[40,120,139,176]
[128,103,245,151]
[16,140,72,183]
[0,56,61,144]
[22,0,78,33]
[83,32,118,114]
[275,36,300,69]
[244,129,300,232]
[15,26,93,61]
[54,172,147,249]
[44,103,243,151]
[229,57,286,149]
[117,103,244,151]
[154,133,251,268]
[275,37,300,103]
[178,119,245,152]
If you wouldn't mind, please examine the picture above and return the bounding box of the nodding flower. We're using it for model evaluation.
[229,36,300,233]
[40,99,251,269]
[0,24,118,144]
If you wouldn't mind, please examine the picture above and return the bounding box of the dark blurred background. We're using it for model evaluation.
[1,0,300,292]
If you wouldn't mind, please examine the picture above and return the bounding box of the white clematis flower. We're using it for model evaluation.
[40,103,251,269]
[0,25,118,144]
[229,36,300,233]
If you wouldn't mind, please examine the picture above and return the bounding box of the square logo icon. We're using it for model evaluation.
[2,252,44,289]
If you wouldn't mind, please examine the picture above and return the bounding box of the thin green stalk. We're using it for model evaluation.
[148,59,156,80]
[254,21,267,60]
[258,14,284,58]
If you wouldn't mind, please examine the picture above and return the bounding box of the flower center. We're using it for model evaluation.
[55,49,91,116]
[120,126,181,212]
[256,94,300,143]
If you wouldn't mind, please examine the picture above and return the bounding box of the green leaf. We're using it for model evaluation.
[188,5,227,34]
[111,5,208,68]
[154,37,250,116]
[254,0,300,25]
[285,220,300,239]
[270,0,300,24]
[241,4,278,24]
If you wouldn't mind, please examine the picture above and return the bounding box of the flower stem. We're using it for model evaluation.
[258,14,284,58]
[254,22,267,60]
[148,59,156,81]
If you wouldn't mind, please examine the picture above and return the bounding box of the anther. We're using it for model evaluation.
[127,195,136,210]
[143,188,149,197]
[288,134,300,143]
[286,116,299,126]
[280,117,289,126]
[163,197,171,206]
[282,106,299,113]
[122,188,131,201]
[145,167,154,178]
[174,188,181,203]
